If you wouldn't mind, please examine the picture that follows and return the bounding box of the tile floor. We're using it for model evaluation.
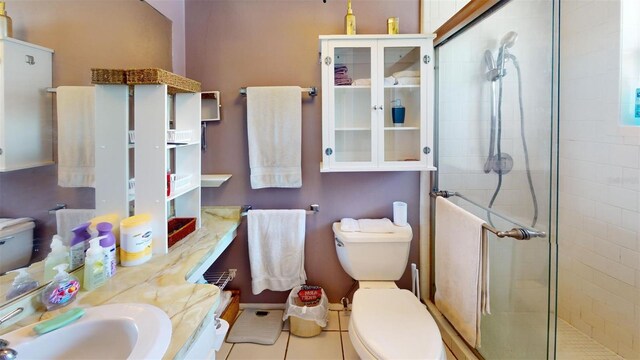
[216,309,457,360]
[556,320,624,360]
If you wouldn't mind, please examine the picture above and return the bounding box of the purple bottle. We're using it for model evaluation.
[69,222,91,269]
[97,222,117,277]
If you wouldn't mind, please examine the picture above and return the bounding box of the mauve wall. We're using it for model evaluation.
[185,0,421,303]
[0,0,172,262]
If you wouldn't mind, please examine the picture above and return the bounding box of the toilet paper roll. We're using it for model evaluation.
[393,201,407,226]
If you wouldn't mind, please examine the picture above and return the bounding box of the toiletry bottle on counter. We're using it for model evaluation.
[120,214,153,267]
[5,268,39,301]
[83,238,107,291]
[44,234,70,281]
[97,222,117,278]
[41,264,80,311]
[69,222,91,269]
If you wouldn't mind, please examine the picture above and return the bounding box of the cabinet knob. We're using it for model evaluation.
[325,148,333,156]
[379,105,383,110]
[324,56,332,66]
[373,105,378,110]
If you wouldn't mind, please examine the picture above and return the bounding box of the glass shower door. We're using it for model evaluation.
[433,0,557,358]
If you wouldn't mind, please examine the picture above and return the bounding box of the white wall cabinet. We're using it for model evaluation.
[95,83,201,255]
[319,34,435,172]
[0,38,53,172]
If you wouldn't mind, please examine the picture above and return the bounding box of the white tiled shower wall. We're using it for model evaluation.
[558,0,640,358]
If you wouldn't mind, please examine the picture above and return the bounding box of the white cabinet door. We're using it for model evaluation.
[322,38,378,171]
[320,35,435,172]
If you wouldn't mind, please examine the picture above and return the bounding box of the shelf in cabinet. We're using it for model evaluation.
[166,141,200,149]
[167,183,199,201]
[383,126,420,131]
[384,84,420,89]
[335,127,371,131]
[335,85,370,89]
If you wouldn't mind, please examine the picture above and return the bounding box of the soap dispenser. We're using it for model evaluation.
[83,238,107,291]
[96,222,117,278]
[41,264,80,311]
[5,267,39,300]
[44,235,70,282]
[69,222,91,269]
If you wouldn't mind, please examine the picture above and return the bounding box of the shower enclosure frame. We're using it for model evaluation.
[423,0,561,358]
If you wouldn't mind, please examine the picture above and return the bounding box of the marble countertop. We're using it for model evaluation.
[0,206,242,359]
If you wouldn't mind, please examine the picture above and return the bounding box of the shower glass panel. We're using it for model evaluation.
[435,0,556,358]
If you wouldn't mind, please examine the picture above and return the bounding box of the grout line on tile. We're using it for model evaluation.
[339,324,346,360]
[283,331,291,360]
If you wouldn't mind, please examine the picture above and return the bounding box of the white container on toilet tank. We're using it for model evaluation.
[332,222,412,280]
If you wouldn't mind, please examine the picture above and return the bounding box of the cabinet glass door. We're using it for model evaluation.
[331,44,375,165]
[380,44,423,165]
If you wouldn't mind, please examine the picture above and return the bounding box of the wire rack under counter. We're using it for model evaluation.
[203,269,237,290]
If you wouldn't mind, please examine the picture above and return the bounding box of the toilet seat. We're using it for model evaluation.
[350,288,444,360]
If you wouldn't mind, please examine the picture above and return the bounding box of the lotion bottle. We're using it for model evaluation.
[83,238,107,291]
[44,235,70,281]
[345,0,356,35]
[69,222,91,269]
[96,222,117,278]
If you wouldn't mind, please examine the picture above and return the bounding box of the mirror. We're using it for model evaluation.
[0,0,173,306]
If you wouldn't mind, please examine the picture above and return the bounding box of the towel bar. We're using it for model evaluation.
[431,190,546,240]
[239,87,318,97]
[241,204,319,217]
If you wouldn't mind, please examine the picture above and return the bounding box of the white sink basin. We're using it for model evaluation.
[2,303,172,359]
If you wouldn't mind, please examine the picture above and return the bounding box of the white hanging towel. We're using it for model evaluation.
[434,197,490,348]
[248,209,307,294]
[55,209,96,245]
[246,86,302,189]
[56,86,96,187]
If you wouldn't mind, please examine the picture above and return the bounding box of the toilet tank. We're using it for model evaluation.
[0,219,35,274]
[332,222,412,281]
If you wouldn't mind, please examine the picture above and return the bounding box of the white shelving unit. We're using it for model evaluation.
[319,34,436,172]
[95,82,202,255]
[135,84,201,255]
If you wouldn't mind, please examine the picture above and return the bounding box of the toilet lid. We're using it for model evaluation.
[351,289,443,359]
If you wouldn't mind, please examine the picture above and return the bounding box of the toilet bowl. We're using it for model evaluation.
[333,222,445,360]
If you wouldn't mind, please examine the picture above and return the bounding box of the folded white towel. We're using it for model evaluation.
[396,77,420,85]
[57,86,96,188]
[340,218,360,232]
[248,209,307,294]
[357,218,396,233]
[434,197,490,347]
[246,86,302,189]
[392,70,420,78]
[352,76,397,86]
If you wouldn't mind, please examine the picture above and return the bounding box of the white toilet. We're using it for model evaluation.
[333,222,445,360]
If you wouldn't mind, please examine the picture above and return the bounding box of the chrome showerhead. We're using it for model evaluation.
[500,31,518,49]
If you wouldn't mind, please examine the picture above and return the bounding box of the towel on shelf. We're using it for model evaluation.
[56,86,96,188]
[434,197,490,348]
[357,218,396,233]
[248,210,307,294]
[396,77,420,85]
[392,70,420,78]
[55,209,96,245]
[340,218,360,232]
[246,86,302,189]
[352,76,397,87]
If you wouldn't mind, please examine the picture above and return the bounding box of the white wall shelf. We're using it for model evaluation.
[201,174,232,188]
